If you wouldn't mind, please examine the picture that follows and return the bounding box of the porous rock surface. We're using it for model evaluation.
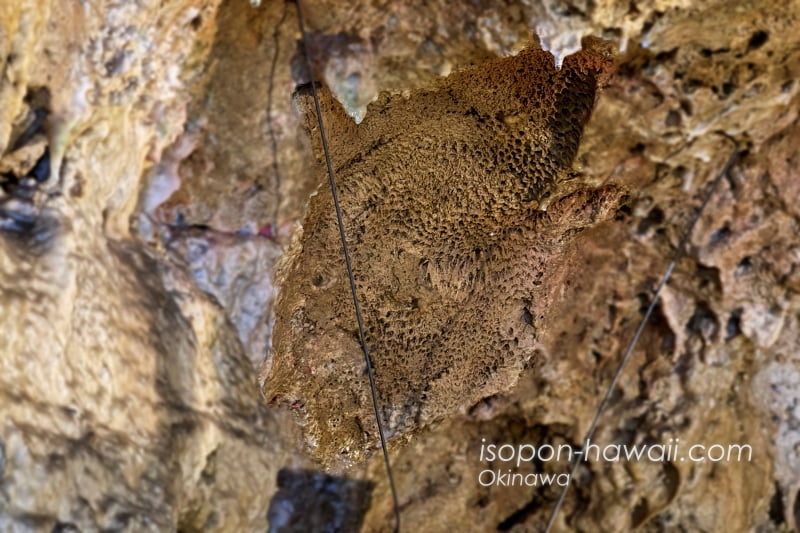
[261,42,620,464]
[1,0,799,532]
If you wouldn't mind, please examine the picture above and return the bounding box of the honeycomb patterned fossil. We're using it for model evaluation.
[260,38,621,465]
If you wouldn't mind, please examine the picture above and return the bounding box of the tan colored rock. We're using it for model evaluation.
[265,1,800,531]
[260,42,619,465]
[0,1,303,531]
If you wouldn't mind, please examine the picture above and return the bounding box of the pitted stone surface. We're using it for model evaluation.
[260,43,620,464]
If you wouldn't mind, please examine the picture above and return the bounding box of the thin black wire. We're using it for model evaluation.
[543,132,739,533]
[292,2,401,531]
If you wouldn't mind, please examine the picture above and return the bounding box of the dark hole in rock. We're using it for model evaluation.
[768,482,785,525]
[709,224,731,244]
[683,78,704,93]
[655,48,678,62]
[665,109,681,127]
[726,308,743,339]
[28,147,50,182]
[672,165,688,180]
[630,142,646,155]
[793,489,800,531]
[636,291,652,313]
[660,331,676,354]
[0,209,60,256]
[721,81,736,98]
[631,499,649,527]
[686,303,718,341]
[267,469,373,533]
[736,256,753,274]
[637,206,664,234]
[748,30,769,51]
[522,306,533,325]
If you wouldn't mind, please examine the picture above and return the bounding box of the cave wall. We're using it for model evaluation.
[0,1,305,531]
[1,0,799,532]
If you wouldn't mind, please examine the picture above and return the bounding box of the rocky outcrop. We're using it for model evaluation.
[0,1,304,531]
[261,43,620,465]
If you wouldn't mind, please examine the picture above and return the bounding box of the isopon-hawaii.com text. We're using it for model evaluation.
[477,437,753,487]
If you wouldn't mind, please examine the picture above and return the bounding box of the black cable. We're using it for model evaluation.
[544,132,739,532]
[291,2,401,531]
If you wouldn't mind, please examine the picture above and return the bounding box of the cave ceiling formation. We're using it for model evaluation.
[262,41,621,465]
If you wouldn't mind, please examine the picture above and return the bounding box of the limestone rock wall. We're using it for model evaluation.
[0,1,305,531]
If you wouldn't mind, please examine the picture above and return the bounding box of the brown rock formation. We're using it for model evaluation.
[0,1,303,531]
[261,42,620,465]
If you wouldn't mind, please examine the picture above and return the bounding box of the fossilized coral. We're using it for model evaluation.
[260,40,621,464]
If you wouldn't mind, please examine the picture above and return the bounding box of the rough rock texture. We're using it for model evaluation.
[0,1,306,531]
[1,0,800,532]
[264,1,800,532]
[153,0,317,236]
[261,42,620,464]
